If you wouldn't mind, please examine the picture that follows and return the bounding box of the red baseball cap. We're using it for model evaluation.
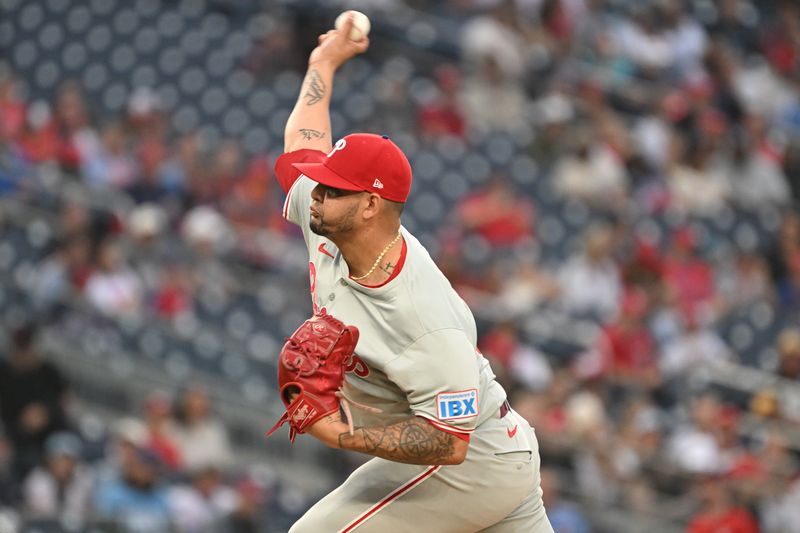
[292,133,412,203]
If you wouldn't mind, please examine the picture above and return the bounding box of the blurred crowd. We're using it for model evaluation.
[1,0,800,531]
[0,324,269,532]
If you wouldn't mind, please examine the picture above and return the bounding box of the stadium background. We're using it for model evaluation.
[1,0,800,531]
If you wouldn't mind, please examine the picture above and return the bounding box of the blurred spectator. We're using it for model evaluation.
[767,212,800,289]
[0,70,26,143]
[31,235,92,313]
[153,263,195,319]
[158,132,202,196]
[142,393,183,472]
[557,225,621,320]
[492,257,560,318]
[168,466,237,533]
[553,127,628,209]
[173,386,233,472]
[540,467,591,533]
[51,81,100,171]
[659,313,733,379]
[687,475,759,533]
[667,393,724,475]
[594,289,660,388]
[22,432,93,522]
[454,176,535,248]
[222,476,268,533]
[417,64,467,139]
[95,417,149,486]
[715,122,790,209]
[82,122,138,189]
[94,447,171,532]
[662,228,716,321]
[667,139,731,216]
[0,428,17,509]
[776,328,800,380]
[84,239,144,317]
[0,323,69,480]
[716,251,773,309]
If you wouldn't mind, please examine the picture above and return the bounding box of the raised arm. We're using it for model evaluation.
[283,16,369,154]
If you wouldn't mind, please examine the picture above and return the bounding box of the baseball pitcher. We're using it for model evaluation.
[267,15,554,533]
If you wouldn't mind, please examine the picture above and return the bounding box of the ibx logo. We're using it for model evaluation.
[436,389,478,420]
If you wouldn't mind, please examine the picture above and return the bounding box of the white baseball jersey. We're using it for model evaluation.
[276,149,507,439]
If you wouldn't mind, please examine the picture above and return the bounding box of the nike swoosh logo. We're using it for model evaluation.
[507,425,518,438]
[318,242,335,259]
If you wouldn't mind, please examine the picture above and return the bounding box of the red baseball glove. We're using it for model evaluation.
[266,312,359,442]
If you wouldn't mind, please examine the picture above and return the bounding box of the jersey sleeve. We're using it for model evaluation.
[384,329,482,436]
[274,149,326,228]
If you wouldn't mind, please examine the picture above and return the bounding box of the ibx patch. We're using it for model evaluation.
[436,389,478,420]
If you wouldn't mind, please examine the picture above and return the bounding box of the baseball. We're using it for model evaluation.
[335,10,371,41]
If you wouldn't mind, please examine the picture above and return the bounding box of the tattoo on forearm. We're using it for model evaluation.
[339,417,456,465]
[304,69,326,105]
[299,128,326,141]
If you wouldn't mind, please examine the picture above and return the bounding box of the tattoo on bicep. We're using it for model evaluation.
[304,69,326,105]
[339,418,455,465]
[299,128,326,141]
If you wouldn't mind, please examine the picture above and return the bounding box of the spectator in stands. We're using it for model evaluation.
[667,393,724,475]
[659,312,733,380]
[454,175,535,248]
[153,262,194,319]
[0,323,69,481]
[716,251,773,310]
[82,122,138,189]
[22,432,93,522]
[776,328,800,380]
[662,227,716,321]
[417,64,467,139]
[173,385,232,472]
[158,132,201,197]
[557,225,621,321]
[553,127,628,210]
[667,139,731,216]
[222,476,267,533]
[540,467,591,533]
[51,81,100,172]
[84,239,143,317]
[94,447,171,532]
[767,212,800,289]
[0,427,17,510]
[687,475,759,533]
[168,465,237,533]
[718,125,790,210]
[142,392,182,472]
[94,417,148,487]
[595,288,660,389]
[31,235,92,315]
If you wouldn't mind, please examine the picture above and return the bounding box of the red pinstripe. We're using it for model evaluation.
[337,465,441,532]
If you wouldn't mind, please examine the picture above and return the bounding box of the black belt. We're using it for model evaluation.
[499,400,511,418]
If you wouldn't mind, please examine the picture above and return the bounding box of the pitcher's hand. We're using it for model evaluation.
[309,14,369,69]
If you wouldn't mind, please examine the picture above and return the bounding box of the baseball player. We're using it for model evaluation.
[268,16,554,533]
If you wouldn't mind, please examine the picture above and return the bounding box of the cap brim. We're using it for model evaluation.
[292,162,364,192]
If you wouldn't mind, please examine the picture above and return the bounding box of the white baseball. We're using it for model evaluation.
[334,10,371,41]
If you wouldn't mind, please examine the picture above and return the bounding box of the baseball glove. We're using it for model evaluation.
[266,312,360,442]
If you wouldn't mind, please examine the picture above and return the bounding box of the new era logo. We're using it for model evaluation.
[436,389,478,420]
[373,179,384,189]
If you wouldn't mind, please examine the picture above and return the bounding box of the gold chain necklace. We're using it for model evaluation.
[349,232,402,281]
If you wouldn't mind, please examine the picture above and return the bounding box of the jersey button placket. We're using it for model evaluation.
[328,293,336,301]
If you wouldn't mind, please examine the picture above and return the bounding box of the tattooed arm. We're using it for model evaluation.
[283,15,369,153]
[308,412,469,466]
